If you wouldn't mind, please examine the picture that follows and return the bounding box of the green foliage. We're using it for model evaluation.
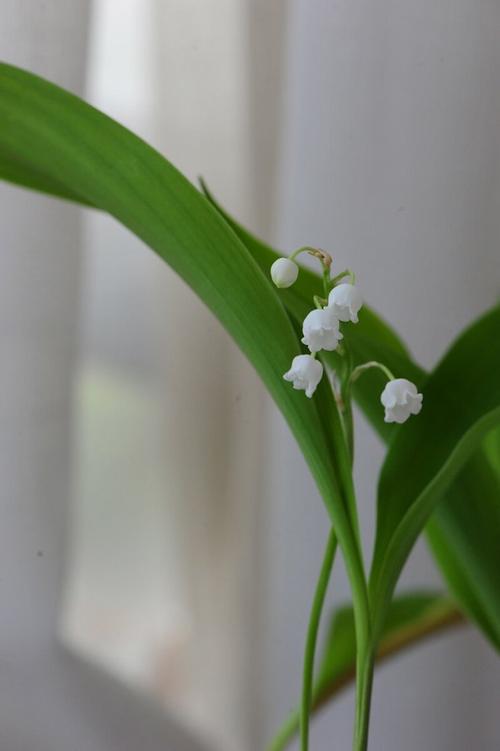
[268,592,462,751]
[319,591,460,695]
[202,187,500,650]
[1,61,499,750]
[371,308,500,636]
[0,63,344,524]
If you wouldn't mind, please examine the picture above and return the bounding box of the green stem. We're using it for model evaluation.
[350,361,394,385]
[349,568,372,751]
[300,527,337,751]
[330,268,355,287]
[289,246,333,297]
[333,351,373,751]
[313,294,327,309]
[316,355,372,751]
[353,650,375,751]
[322,267,331,299]
[289,245,314,261]
[328,468,371,751]
[340,343,355,464]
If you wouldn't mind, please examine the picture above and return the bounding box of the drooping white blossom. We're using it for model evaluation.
[328,283,363,323]
[301,307,343,353]
[380,379,423,424]
[270,257,299,288]
[283,354,323,398]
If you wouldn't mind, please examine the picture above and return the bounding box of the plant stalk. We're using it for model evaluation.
[353,648,375,751]
[300,527,337,751]
[336,345,374,751]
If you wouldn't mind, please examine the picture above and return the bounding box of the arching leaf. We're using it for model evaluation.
[0,62,361,566]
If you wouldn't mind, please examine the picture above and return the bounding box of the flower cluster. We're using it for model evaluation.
[270,252,422,424]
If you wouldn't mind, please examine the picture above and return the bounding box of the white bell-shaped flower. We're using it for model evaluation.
[283,354,323,398]
[380,378,423,424]
[301,307,343,353]
[270,257,299,288]
[328,283,363,323]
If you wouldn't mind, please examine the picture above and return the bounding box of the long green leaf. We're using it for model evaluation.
[0,151,94,205]
[425,464,500,648]
[0,63,365,578]
[200,189,500,649]
[371,307,500,638]
[268,591,463,751]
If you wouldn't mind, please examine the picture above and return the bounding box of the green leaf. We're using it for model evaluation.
[425,460,500,649]
[1,70,382,729]
[0,150,94,205]
[317,591,461,703]
[483,425,500,474]
[200,189,500,650]
[0,63,366,570]
[267,591,462,751]
[371,307,500,636]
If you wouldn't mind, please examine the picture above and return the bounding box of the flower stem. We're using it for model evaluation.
[353,650,375,751]
[313,294,327,310]
[300,527,337,751]
[289,246,310,261]
[330,268,355,286]
[335,352,374,751]
[350,361,395,385]
[322,267,331,299]
[289,246,333,296]
[339,343,355,463]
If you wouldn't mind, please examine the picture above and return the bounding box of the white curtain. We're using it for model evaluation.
[0,2,206,750]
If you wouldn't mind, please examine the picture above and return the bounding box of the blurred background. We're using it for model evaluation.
[1,1,500,750]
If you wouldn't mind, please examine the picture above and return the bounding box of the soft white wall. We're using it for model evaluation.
[260,2,500,749]
[0,2,87,747]
[0,3,206,749]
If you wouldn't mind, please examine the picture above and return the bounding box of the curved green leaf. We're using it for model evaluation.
[371,307,500,636]
[0,151,94,205]
[425,463,500,648]
[0,63,364,571]
[268,591,463,751]
[317,591,462,707]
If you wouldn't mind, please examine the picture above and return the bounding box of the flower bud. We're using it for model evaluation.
[327,283,363,323]
[301,308,343,353]
[270,257,299,288]
[380,379,423,423]
[283,354,323,398]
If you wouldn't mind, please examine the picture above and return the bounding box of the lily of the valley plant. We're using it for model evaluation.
[0,63,499,751]
[274,248,422,749]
